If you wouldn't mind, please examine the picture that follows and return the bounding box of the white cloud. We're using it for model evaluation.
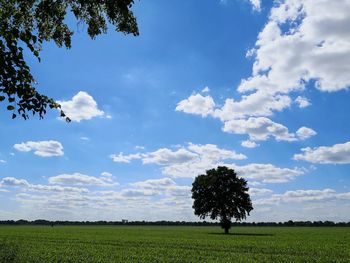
[99,172,114,183]
[2,175,349,221]
[0,177,29,187]
[112,143,246,165]
[13,140,64,157]
[49,173,117,186]
[235,163,304,183]
[223,117,297,141]
[2,176,193,221]
[29,184,88,193]
[130,178,176,189]
[215,91,292,120]
[249,187,273,196]
[187,143,247,160]
[100,172,113,177]
[58,91,104,122]
[128,178,191,197]
[142,148,198,165]
[241,0,350,93]
[112,144,303,183]
[201,86,210,93]
[176,93,313,143]
[250,0,261,11]
[112,143,245,178]
[294,141,350,164]
[177,1,350,142]
[255,188,350,206]
[296,127,317,140]
[0,177,88,193]
[176,93,215,117]
[250,189,350,222]
[295,96,311,108]
[0,160,6,164]
[110,153,143,163]
[241,140,259,148]
[180,91,291,121]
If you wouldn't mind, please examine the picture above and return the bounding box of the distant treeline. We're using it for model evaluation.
[0,220,349,227]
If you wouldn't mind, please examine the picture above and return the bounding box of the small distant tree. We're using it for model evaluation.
[191,166,253,234]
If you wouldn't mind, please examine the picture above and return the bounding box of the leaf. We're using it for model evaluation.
[7,105,15,111]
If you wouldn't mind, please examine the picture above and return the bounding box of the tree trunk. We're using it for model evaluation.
[224,227,229,234]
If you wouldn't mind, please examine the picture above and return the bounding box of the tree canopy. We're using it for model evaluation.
[191,166,253,234]
[0,0,139,121]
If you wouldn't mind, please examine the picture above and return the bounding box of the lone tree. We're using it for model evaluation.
[191,166,253,234]
[0,0,139,121]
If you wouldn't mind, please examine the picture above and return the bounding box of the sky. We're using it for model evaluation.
[0,0,350,222]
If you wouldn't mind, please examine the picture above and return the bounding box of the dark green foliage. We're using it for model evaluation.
[192,166,253,234]
[0,0,139,120]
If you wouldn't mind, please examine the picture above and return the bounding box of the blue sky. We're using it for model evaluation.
[0,0,349,222]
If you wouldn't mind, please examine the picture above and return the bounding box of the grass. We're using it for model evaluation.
[0,225,349,262]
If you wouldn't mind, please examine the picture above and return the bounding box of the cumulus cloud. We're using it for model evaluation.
[0,177,28,187]
[112,144,303,183]
[177,93,314,143]
[177,1,350,142]
[249,0,261,11]
[130,178,176,189]
[176,93,215,117]
[181,91,291,121]
[49,173,117,186]
[241,0,350,94]
[201,86,210,93]
[100,172,113,178]
[254,188,350,206]
[241,140,259,148]
[223,117,297,142]
[295,96,311,108]
[296,127,317,140]
[135,146,145,150]
[249,187,273,196]
[110,153,143,163]
[128,178,191,197]
[112,143,247,178]
[58,91,104,122]
[111,143,246,166]
[2,175,349,222]
[13,140,64,157]
[0,177,87,193]
[3,176,193,221]
[294,141,350,164]
[142,148,198,165]
[234,163,304,183]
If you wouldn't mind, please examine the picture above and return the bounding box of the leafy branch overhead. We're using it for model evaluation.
[0,0,139,121]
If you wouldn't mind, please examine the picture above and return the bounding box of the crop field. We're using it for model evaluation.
[0,226,349,262]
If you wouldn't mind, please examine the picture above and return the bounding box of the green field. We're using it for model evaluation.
[0,226,349,262]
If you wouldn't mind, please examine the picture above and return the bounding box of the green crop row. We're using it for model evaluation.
[0,226,349,262]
